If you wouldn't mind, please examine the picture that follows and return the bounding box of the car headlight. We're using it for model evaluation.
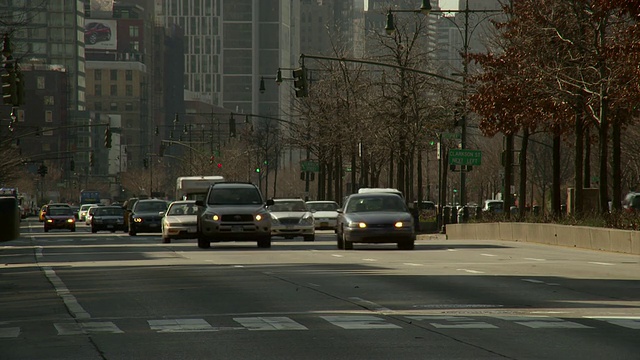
[46,219,53,223]
[300,214,314,225]
[255,213,267,221]
[394,221,404,228]
[211,214,220,221]
[67,218,75,223]
[348,221,366,228]
[134,217,143,223]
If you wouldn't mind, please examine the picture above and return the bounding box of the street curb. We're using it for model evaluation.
[417,233,447,241]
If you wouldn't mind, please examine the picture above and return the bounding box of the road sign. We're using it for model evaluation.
[301,160,319,172]
[442,132,461,140]
[448,149,482,166]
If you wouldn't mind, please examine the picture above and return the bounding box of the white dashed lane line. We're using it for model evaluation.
[480,253,497,257]
[524,258,546,261]
[457,269,484,274]
[588,262,615,266]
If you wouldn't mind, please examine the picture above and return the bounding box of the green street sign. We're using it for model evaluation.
[448,149,482,166]
[442,132,461,140]
[301,160,319,172]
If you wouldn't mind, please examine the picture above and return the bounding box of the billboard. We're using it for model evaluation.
[84,19,117,50]
[90,0,114,18]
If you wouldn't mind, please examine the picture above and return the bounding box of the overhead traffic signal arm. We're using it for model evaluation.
[292,66,308,98]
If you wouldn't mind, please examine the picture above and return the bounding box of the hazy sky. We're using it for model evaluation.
[364,0,459,11]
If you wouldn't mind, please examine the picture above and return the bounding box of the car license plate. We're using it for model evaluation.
[321,222,329,227]
[286,225,294,229]
[232,226,243,232]
[107,225,113,229]
[187,228,197,233]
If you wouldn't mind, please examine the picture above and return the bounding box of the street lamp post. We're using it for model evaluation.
[385,0,502,220]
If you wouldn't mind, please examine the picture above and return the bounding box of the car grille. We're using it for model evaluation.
[221,214,254,222]
[368,223,395,229]
[279,217,300,225]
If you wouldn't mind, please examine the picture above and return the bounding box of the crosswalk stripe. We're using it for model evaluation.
[55,322,123,335]
[321,315,401,329]
[233,317,308,331]
[584,316,640,329]
[406,315,498,329]
[0,327,20,338]
[492,316,592,329]
[148,319,218,333]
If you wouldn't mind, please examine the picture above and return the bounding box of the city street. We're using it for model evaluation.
[1,219,639,360]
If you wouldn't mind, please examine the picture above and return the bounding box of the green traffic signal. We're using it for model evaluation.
[255,168,261,173]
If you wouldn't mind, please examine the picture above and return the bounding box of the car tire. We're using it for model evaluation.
[89,33,97,44]
[257,237,271,248]
[303,235,315,242]
[197,237,210,249]
[336,227,344,249]
[44,227,49,232]
[91,227,97,233]
[162,237,171,244]
[129,227,137,236]
[344,240,353,250]
[71,227,76,232]
[398,241,415,250]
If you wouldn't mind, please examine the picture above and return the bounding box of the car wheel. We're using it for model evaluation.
[398,241,415,250]
[162,237,171,244]
[197,236,210,249]
[91,227,97,233]
[44,227,49,233]
[71,227,76,232]
[128,227,137,236]
[343,232,353,250]
[257,237,271,248]
[303,235,315,242]
[89,33,97,44]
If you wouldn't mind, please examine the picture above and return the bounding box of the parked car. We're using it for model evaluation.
[268,198,315,241]
[91,206,126,233]
[336,193,415,250]
[128,199,168,236]
[482,200,504,214]
[161,200,199,243]
[44,207,76,232]
[195,182,274,249]
[306,200,340,231]
[84,22,112,45]
[622,192,640,213]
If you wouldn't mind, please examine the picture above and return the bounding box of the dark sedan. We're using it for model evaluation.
[336,193,415,250]
[44,207,76,232]
[91,206,127,233]
[128,199,168,236]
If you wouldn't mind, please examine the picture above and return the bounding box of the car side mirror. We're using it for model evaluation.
[266,199,275,206]
[195,200,205,207]
[337,209,343,213]
[310,209,317,213]
[159,211,165,216]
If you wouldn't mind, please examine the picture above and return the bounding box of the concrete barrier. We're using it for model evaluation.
[446,222,640,255]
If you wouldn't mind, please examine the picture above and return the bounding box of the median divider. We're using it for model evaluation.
[445,222,640,255]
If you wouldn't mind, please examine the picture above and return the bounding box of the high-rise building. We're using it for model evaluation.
[300,0,365,57]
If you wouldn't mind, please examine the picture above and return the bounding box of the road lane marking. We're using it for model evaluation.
[0,327,20,338]
[149,319,218,332]
[447,249,457,252]
[234,317,308,331]
[588,262,615,266]
[585,316,640,329]
[524,258,546,261]
[331,254,344,258]
[407,315,497,329]
[42,267,90,319]
[362,258,377,262]
[321,315,401,329]
[56,322,123,335]
[308,283,321,287]
[348,297,391,312]
[493,316,592,329]
[457,269,484,274]
[403,263,422,266]
[522,279,545,284]
[480,253,496,257]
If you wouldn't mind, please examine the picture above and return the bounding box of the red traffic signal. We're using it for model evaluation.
[217,163,222,169]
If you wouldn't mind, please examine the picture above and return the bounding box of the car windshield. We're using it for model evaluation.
[208,187,263,205]
[307,202,338,211]
[48,208,74,216]
[168,203,199,215]
[631,195,640,208]
[80,205,92,211]
[269,201,307,212]
[135,201,167,212]
[487,202,503,210]
[94,208,124,216]
[346,196,407,213]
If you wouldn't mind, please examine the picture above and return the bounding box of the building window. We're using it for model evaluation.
[125,85,133,96]
[125,103,133,111]
[110,102,118,111]
[44,96,54,105]
[94,70,102,80]
[95,84,102,96]
[125,70,132,81]
[37,76,45,89]
[110,85,117,96]
[130,41,139,51]
[45,110,53,122]
[110,69,118,80]
[129,25,139,37]
[95,102,102,111]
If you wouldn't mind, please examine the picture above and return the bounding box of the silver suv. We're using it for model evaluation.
[195,182,274,248]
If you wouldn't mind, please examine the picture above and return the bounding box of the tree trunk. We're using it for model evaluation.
[552,134,561,218]
[518,129,529,219]
[612,118,621,210]
[584,127,591,189]
[574,106,584,215]
[388,149,394,188]
[598,97,609,214]
[504,133,514,219]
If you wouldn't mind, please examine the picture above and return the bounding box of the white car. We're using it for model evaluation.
[78,204,93,222]
[161,200,199,243]
[85,205,103,225]
[268,198,315,241]
[306,200,339,231]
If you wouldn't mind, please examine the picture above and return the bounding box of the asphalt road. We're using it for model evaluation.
[1,218,639,360]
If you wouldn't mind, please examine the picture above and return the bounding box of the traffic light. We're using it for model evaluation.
[216,163,222,169]
[1,70,17,105]
[104,126,112,148]
[14,68,24,106]
[293,66,308,98]
[89,151,94,167]
[37,164,48,177]
[209,155,215,164]
[255,167,261,173]
[70,160,75,172]
[143,158,149,169]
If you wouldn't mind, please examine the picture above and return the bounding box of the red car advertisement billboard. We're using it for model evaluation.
[84,19,117,50]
